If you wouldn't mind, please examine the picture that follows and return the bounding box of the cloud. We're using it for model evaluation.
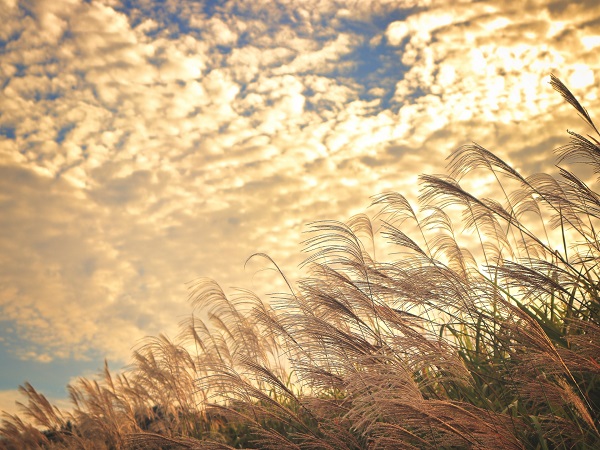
[0,388,73,421]
[0,389,26,417]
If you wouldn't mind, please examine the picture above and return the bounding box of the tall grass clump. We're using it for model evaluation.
[2,75,599,449]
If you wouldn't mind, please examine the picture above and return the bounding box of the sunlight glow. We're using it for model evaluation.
[569,64,595,89]
[341,177,358,187]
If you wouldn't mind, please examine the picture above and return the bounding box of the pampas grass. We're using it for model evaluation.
[2,75,599,449]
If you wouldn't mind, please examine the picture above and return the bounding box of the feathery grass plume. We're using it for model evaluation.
[550,74,599,137]
[2,75,600,449]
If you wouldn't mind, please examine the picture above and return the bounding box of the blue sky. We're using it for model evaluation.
[1,0,599,416]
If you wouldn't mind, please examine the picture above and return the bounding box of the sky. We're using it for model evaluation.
[1,0,599,417]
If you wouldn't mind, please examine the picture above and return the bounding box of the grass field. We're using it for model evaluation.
[1,75,599,449]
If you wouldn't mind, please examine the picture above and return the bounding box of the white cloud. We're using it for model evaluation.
[568,63,595,89]
[273,32,359,75]
[0,389,26,417]
[0,388,72,422]
[204,17,238,46]
[387,0,600,140]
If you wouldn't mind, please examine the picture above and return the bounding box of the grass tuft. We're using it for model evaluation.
[2,75,600,449]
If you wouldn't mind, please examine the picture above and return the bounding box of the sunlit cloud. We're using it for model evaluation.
[0,390,27,418]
